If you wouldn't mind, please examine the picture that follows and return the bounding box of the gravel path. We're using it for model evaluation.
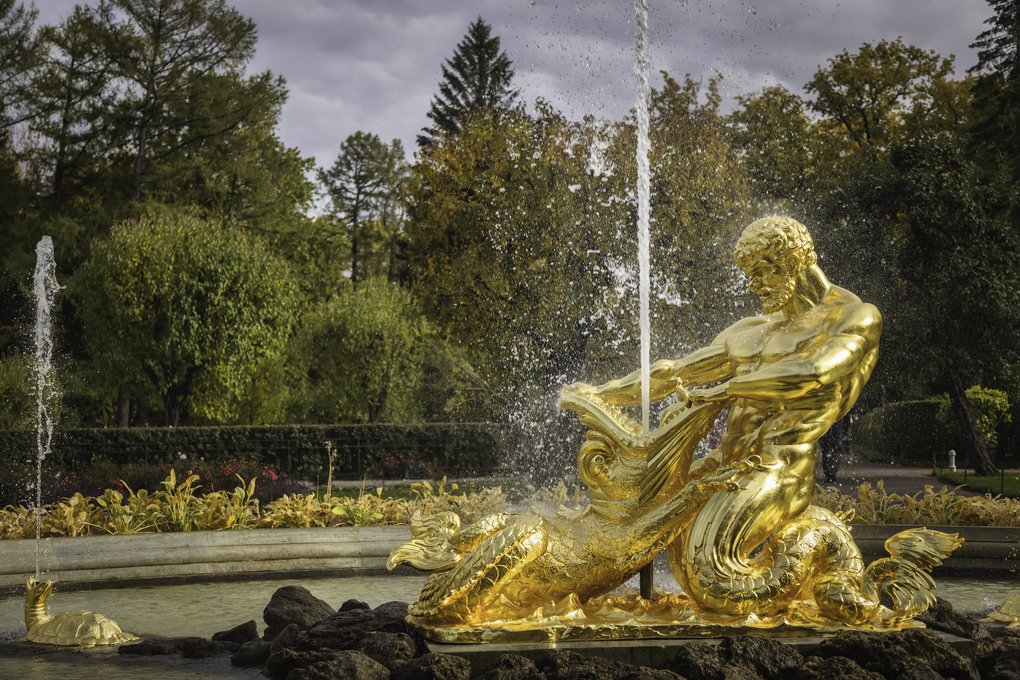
[815,447,981,497]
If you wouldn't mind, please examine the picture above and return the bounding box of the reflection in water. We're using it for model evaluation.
[0,575,428,638]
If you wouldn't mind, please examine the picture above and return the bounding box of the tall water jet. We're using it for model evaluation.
[32,236,60,578]
[633,0,655,598]
[634,0,652,434]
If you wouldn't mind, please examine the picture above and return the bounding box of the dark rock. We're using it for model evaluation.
[374,601,412,621]
[269,622,306,657]
[722,636,804,680]
[118,637,181,655]
[265,647,339,680]
[341,599,372,612]
[792,655,884,680]
[814,630,975,680]
[475,653,546,680]
[181,637,239,658]
[897,665,944,680]
[667,641,728,680]
[917,599,995,652]
[212,619,259,644]
[393,652,472,680]
[537,649,683,680]
[289,650,391,680]
[263,585,336,639]
[717,666,764,680]
[230,639,272,667]
[300,608,408,652]
[978,642,1020,680]
[355,631,419,671]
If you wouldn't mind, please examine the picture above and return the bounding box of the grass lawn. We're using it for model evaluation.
[933,468,1020,498]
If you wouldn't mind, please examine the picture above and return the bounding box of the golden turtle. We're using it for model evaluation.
[982,593,1020,627]
[21,577,139,648]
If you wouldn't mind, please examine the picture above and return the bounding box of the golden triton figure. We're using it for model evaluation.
[390,217,962,642]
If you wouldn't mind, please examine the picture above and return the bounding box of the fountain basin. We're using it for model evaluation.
[0,525,412,596]
[852,525,1020,573]
[1,523,1016,598]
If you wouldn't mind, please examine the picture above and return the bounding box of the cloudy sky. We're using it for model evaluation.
[37,0,994,171]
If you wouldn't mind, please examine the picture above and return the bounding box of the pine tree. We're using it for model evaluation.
[0,0,42,130]
[417,17,518,147]
[969,0,1019,164]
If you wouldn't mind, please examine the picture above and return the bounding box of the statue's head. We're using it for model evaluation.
[578,435,645,501]
[734,216,817,314]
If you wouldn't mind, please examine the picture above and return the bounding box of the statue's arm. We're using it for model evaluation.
[569,317,762,406]
[693,303,881,404]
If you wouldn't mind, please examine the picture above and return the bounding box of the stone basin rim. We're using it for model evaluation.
[0,523,1016,597]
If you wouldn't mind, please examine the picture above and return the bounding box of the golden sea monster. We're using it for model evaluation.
[389,217,963,642]
[22,577,139,648]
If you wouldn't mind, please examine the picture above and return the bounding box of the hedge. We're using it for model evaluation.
[0,423,509,505]
[849,401,956,465]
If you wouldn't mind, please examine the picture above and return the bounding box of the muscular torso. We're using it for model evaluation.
[714,287,880,466]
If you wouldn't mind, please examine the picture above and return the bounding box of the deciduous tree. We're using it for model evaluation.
[76,208,299,426]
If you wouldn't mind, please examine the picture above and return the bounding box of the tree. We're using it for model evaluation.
[75,208,299,426]
[417,17,518,147]
[805,38,955,147]
[729,84,813,208]
[0,0,42,130]
[318,132,407,286]
[99,0,287,202]
[407,83,752,473]
[25,4,120,215]
[883,131,1019,476]
[287,277,438,424]
[969,0,1020,226]
[646,73,753,356]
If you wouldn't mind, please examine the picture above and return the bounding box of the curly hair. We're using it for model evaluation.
[733,216,817,274]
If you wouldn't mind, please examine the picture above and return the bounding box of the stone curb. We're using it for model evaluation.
[852,524,1020,573]
[1,523,1015,597]
[0,525,412,596]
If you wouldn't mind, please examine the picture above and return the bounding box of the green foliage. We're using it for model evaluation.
[409,82,751,433]
[0,352,32,429]
[0,0,44,128]
[319,132,408,285]
[805,37,955,147]
[287,277,439,424]
[849,401,954,464]
[937,385,1012,445]
[729,84,813,208]
[74,208,300,425]
[815,480,1020,526]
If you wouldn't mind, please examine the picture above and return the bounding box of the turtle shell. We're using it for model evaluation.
[25,609,138,648]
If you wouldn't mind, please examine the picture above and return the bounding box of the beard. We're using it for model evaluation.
[758,276,798,314]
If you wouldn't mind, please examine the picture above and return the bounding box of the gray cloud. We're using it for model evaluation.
[35,0,993,172]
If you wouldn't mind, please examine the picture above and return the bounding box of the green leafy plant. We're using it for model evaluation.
[937,385,1012,445]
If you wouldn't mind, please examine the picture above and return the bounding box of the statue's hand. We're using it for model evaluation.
[698,455,764,490]
[689,383,731,406]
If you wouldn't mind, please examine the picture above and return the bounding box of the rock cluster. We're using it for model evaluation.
[112,588,1020,680]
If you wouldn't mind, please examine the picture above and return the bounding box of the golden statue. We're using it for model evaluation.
[22,577,139,648]
[389,217,962,643]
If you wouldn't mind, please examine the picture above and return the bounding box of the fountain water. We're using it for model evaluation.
[634,0,653,434]
[32,236,60,579]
